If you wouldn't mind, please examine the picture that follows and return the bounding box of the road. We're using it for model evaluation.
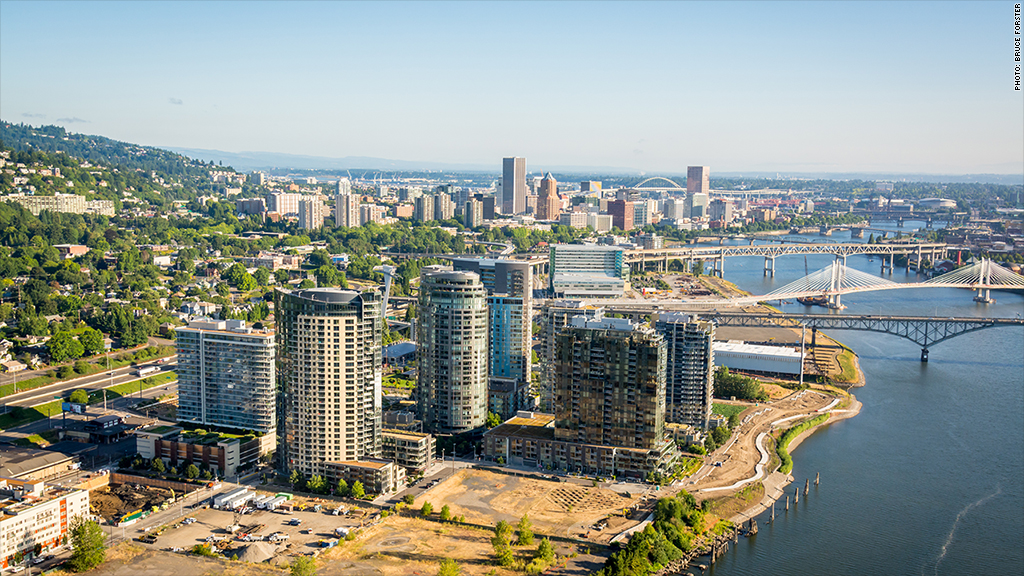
[1,357,177,410]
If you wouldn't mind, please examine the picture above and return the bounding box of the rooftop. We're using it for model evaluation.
[485,413,556,441]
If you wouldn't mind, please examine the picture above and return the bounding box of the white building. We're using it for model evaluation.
[548,244,630,298]
[712,341,804,376]
[0,478,89,569]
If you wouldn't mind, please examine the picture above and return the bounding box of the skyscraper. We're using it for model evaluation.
[687,166,710,195]
[553,313,666,450]
[416,266,489,433]
[176,319,276,435]
[465,199,484,228]
[654,313,715,429]
[414,195,435,222]
[536,173,561,221]
[433,192,455,221]
[537,301,602,412]
[502,157,527,215]
[276,288,383,477]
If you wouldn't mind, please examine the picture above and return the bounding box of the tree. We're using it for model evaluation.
[536,538,555,562]
[440,504,452,522]
[69,389,89,404]
[517,514,534,545]
[73,360,90,375]
[492,520,515,566]
[47,331,78,363]
[290,556,317,576]
[185,463,200,479]
[298,279,315,289]
[486,411,502,429]
[67,518,106,572]
[421,501,433,517]
[402,493,415,505]
[350,480,365,499]
[437,558,461,576]
[315,264,339,286]
[79,328,105,355]
[336,478,349,497]
[307,474,327,494]
[151,458,165,473]
[254,267,271,287]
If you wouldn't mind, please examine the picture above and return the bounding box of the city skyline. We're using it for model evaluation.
[1,1,1021,176]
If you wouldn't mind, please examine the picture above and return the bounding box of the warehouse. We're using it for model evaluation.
[712,341,804,376]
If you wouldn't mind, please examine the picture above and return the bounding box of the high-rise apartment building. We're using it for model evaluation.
[335,193,360,228]
[471,194,496,220]
[537,301,602,412]
[654,313,715,429]
[269,192,303,217]
[337,177,352,194]
[553,313,666,450]
[465,199,484,228]
[298,198,325,230]
[433,193,455,221]
[415,267,488,433]
[536,173,561,221]
[276,288,383,477]
[450,258,532,384]
[176,319,276,434]
[359,204,386,225]
[502,157,527,215]
[687,166,710,196]
[414,195,434,222]
[608,199,634,231]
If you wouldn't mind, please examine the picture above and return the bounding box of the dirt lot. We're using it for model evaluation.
[321,515,606,576]
[92,484,176,523]
[135,504,369,567]
[416,469,643,543]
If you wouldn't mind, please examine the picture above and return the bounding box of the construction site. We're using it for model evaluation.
[90,483,178,524]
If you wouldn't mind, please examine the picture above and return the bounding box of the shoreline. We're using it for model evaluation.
[728,392,863,524]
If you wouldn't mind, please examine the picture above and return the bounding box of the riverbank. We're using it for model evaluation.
[727,392,863,525]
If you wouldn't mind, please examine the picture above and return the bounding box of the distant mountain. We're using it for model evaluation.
[715,171,1023,186]
[164,147,643,175]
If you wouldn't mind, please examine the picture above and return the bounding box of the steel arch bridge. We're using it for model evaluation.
[631,176,685,191]
[701,312,1024,362]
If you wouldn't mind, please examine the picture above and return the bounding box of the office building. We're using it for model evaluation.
[580,181,602,194]
[298,198,325,230]
[6,193,115,217]
[633,201,653,228]
[502,157,527,215]
[708,199,734,224]
[471,193,496,219]
[269,192,303,217]
[559,210,588,229]
[465,199,484,228]
[687,166,710,196]
[335,193,360,228]
[136,425,274,479]
[276,288,384,477]
[654,314,715,429]
[684,193,709,219]
[663,198,687,220]
[450,259,532,413]
[636,233,664,250]
[549,244,629,297]
[176,319,276,434]
[236,198,266,216]
[536,173,561,221]
[587,213,613,233]
[416,267,489,433]
[608,199,634,231]
[414,195,434,222]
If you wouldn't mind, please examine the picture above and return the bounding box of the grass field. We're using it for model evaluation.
[712,403,747,420]
[835,349,859,383]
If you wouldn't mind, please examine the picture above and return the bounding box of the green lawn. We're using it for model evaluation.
[712,403,747,420]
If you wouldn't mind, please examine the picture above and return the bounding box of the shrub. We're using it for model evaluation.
[421,502,433,517]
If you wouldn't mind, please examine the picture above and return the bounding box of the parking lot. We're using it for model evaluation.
[134,501,376,565]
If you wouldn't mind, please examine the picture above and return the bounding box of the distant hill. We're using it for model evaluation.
[1,121,216,181]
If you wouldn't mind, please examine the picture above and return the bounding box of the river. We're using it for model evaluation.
[700,222,1024,576]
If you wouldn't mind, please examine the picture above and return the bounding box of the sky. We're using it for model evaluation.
[1,1,1022,175]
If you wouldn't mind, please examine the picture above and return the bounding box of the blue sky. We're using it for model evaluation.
[1,1,1021,174]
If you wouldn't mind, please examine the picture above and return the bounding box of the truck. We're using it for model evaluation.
[136,366,160,377]
[212,488,248,508]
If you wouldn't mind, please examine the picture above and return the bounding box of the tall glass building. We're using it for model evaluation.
[275,288,383,476]
[554,313,666,450]
[416,266,489,433]
[654,313,715,429]
[176,319,276,434]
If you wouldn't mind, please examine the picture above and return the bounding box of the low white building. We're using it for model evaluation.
[0,478,90,569]
[712,341,804,376]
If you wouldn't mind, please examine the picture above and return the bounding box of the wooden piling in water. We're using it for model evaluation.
[815,472,820,486]
[804,479,809,496]
[785,496,790,510]
[794,487,799,504]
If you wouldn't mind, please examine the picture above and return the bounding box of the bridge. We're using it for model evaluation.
[630,176,685,192]
[699,311,1024,362]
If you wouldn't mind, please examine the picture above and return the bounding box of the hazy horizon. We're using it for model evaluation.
[2,1,1022,175]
